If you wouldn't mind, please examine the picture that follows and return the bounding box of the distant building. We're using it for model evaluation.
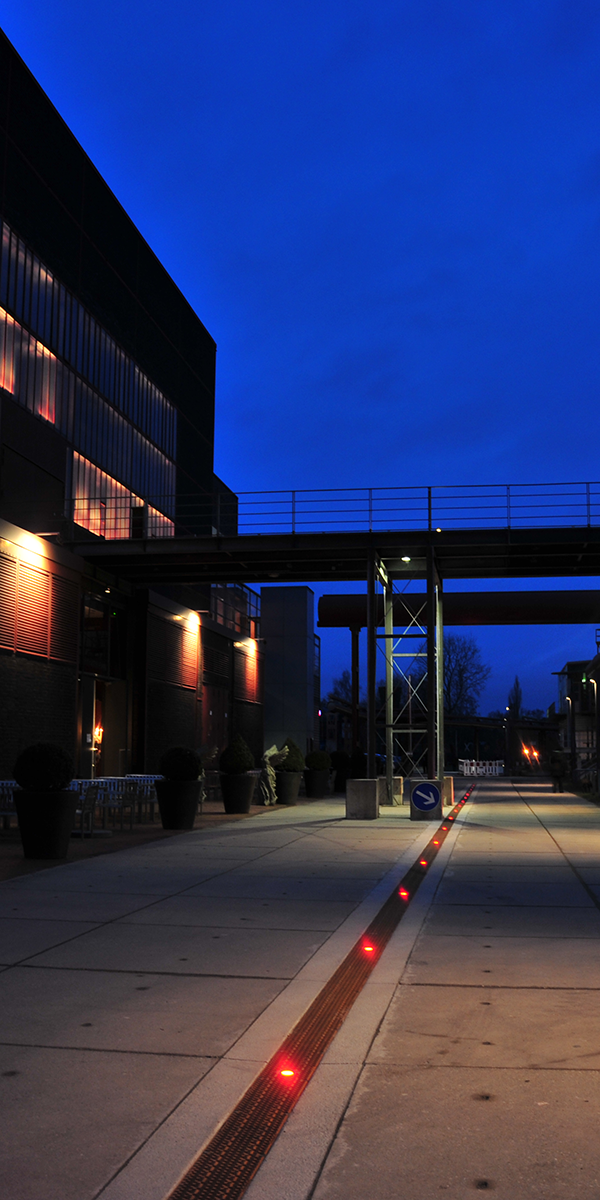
[555,659,596,776]
[261,587,320,755]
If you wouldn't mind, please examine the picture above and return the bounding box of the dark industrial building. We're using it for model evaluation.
[0,28,263,777]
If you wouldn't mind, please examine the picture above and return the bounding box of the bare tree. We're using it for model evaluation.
[330,635,490,719]
[443,634,491,718]
[508,675,523,719]
[327,669,352,705]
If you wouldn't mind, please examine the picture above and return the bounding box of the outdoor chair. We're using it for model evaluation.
[101,779,136,832]
[73,783,100,837]
[0,781,16,830]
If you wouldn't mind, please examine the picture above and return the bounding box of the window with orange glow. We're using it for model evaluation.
[72,453,174,540]
[0,305,57,424]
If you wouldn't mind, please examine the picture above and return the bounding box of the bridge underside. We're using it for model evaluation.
[72,525,600,586]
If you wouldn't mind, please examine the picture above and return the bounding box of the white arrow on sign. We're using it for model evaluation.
[414,787,439,808]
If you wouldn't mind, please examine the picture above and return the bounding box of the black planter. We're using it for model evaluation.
[275,770,302,806]
[220,773,256,814]
[14,790,78,859]
[155,779,201,830]
[304,769,330,799]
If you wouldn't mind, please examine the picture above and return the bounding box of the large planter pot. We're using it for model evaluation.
[220,773,256,814]
[155,779,201,830]
[304,769,330,799]
[14,789,78,859]
[275,770,302,806]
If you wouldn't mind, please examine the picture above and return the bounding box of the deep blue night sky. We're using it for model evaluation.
[2,1,600,711]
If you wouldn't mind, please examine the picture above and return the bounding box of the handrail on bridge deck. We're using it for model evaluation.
[66,480,600,539]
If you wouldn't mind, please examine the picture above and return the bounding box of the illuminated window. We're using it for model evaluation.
[72,453,174,540]
[0,306,15,393]
[0,305,57,423]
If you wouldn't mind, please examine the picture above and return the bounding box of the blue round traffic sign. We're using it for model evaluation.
[412,782,441,812]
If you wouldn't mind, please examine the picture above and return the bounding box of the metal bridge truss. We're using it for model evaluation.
[368,553,444,803]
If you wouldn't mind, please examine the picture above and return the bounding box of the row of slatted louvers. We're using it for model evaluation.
[0,551,79,663]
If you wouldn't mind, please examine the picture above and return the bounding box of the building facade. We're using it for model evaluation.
[0,28,261,778]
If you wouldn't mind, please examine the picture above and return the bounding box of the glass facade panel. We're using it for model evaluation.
[0,218,178,533]
[72,452,174,540]
[0,220,177,459]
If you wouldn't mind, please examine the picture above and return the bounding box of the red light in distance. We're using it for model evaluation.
[419,859,428,867]
[399,887,409,900]
[433,839,439,845]
[442,826,448,831]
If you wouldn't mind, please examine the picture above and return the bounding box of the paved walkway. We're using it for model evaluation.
[2,781,599,1200]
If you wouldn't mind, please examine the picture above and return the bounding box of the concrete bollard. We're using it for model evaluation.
[346,779,379,820]
[410,779,443,821]
[393,775,405,804]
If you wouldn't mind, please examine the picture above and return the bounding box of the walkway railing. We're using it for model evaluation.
[232,483,600,534]
[67,481,600,540]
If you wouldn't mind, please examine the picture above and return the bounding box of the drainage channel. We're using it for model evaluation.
[167,786,475,1200]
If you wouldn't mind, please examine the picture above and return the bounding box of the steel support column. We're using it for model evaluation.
[351,626,360,752]
[596,682,600,795]
[367,551,377,778]
[384,577,394,804]
[426,547,437,779]
[436,578,444,780]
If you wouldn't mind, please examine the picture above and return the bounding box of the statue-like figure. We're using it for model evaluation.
[259,744,288,805]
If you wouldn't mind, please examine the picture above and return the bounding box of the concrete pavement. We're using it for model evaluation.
[3,781,599,1200]
[299,781,600,1200]
[0,796,433,1200]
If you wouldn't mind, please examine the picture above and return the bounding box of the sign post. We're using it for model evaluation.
[410,779,442,822]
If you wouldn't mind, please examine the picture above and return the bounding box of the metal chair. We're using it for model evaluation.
[73,783,100,837]
[0,781,16,830]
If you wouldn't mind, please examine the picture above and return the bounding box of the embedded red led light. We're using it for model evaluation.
[399,887,409,900]
[442,826,448,831]
[419,859,428,867]
[433,839,439,846]
[363,943,375,953]
[279,1067,296,1081]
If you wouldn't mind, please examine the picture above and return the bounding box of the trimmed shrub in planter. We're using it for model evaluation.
[220,736,256,814]
[304,749,332,799]
[155,746,202,830]
[275,738,305,806]
[13,743,76,859]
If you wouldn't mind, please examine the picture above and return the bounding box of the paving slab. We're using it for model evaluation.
[423,903,600,937]
[0,1043,212,1200]
[0,967,284,1056]
[367,983,600,1069]
[25,920,328,977]
[0,917,100,964]
[311,1065,600,1200]
[229,861,395,879]
[434,878,593,906]
[181,876,381,901]
[404,931,600,987]
[118,894,356,930]
[443,863,574,881]
[0,888,169,922]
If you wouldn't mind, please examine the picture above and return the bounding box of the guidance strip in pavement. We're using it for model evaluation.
[167,786,475,1200]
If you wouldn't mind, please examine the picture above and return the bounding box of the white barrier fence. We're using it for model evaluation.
[459,760,504,777]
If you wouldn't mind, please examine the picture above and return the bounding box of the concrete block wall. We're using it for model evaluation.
[261,586,317,755]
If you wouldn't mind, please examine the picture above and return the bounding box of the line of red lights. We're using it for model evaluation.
[277,785,475,1086]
